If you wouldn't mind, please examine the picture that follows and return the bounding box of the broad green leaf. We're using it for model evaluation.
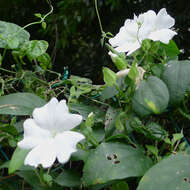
[83,142,152,186]
[101,85,118,100]
[137,153,190,190]
[132,76,169,117]
[101,77,124,100]
[0,92,46,115]
[0,21,30,49]
[160,40,180,57]
[162,60,190,105]
[22,40,49,61]
[7,37,19,49]
[55,169,81,187]
[103,67,117,86]
[71,149,90,162]
[9,147,30,174]
[16,170,42,190]
[69,103,105,123]
[110,181,129,190]
[151,64,164,78]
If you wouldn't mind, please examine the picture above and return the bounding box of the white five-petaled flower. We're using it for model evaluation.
[18,98,85,168]
[109,8,177,56]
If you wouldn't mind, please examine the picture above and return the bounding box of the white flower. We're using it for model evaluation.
[18,98,85,168]
[144,8,177,44]
[109,19,145,55]
[109,8,177,55]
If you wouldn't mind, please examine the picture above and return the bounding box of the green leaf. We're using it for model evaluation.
[105,107,119,137]
[101,77,124,100]
[132,76,169,117]
[37,53,52,70]
[55,169,81,187]
[9,147,30,174]
[69,103,105,123]
[146,145,158,156]
[110,53,128,70]
[83,142,152,186]
[0,21,30,49]
[0,92,46,115]
[103,67,117,86]
[115,112,126,132]
[160,40,180,57]
[17,170,62,190]
[162,60,190,105]
[137,153,190,190]
[110,181,129,190]
[172,133,184,146]
[7,37,19,49]
[16,170,42,190]
[22,40,49,61]
[71,149,90,162]
[41,22,47,30]
[43,173,53,186]
[146,122,168,141]
[34,13,42,18]
[128,62,139,82]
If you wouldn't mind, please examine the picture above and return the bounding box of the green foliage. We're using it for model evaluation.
[9,147,30,174]
[0,93,46,115]
[137,153,190,190]
[83,142,152,186]
[103,67,117,86]
[1,1,190,190]
[19,40,49,61]
[55,169,81,187]
[0,21,30,49]
[132,76,169,117]
[162,60,190,105]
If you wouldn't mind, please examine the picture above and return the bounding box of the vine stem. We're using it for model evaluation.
[94,0,104,35]
[0,67,16,74]
[14,2,53,37]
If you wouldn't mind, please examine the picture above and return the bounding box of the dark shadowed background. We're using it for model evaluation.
[0,0,190,82]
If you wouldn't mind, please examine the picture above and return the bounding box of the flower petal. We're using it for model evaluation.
[24,140,56,168]
[56,99,69,113]
[54,112,83,132]
[18,119,51,149]
[141,10,157,26]
[155,8,175,30]
[148,29,177,44]
[54,131,85,163]
[109,25,130,47]
[114,40,141,55]
[126,41,141,55]
[32,97,58,131]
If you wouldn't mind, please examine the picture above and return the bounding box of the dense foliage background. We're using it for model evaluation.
[1,0,190,82]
